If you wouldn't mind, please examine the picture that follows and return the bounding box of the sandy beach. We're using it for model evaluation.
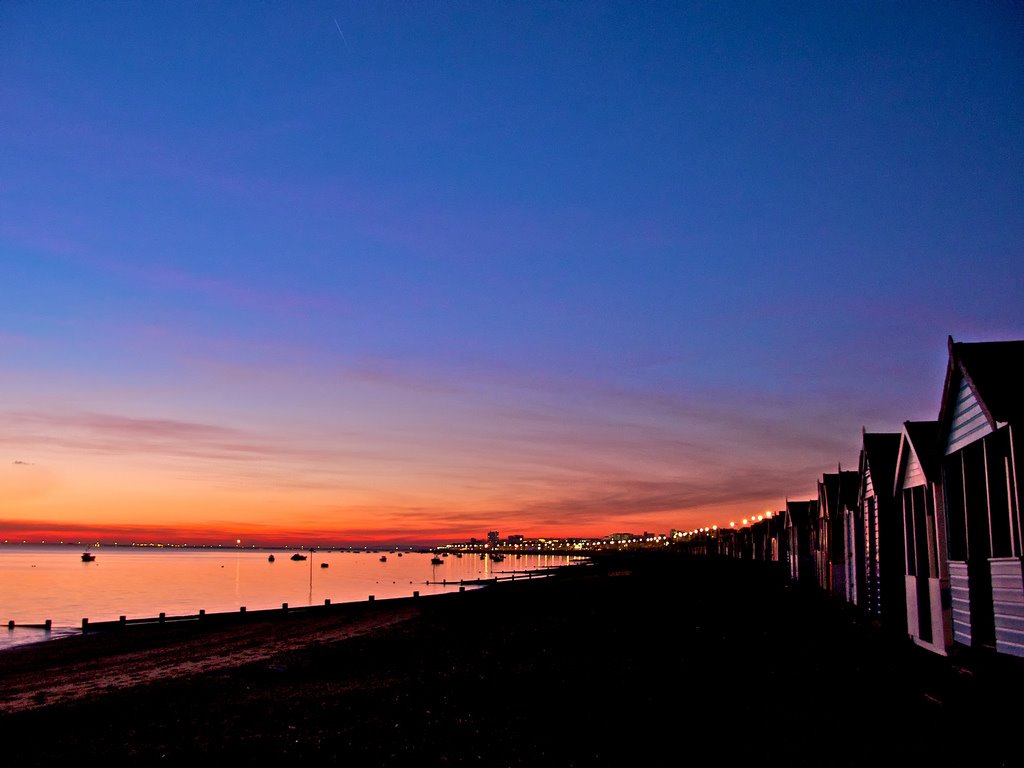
[0,554,1021,766]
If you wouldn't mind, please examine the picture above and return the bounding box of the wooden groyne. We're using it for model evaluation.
[5,564,577,637]
[424,567,562,586]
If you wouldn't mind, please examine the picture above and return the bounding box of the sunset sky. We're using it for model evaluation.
[2,2,1022,545]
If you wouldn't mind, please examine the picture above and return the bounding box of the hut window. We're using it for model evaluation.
[962,440,991,561]
[903,488,917,576]
[912,485,933,579]
[986,428,1015,558]
[944,454,967,561]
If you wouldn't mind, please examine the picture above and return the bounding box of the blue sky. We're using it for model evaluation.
[1,2,1022,543]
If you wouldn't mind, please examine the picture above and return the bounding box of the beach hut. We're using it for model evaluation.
[895,420,952,655]
[938,337,1024,656]
[769,510,787,566]
[717,527,738,558]
[751,517,772,562]
[843,483,865,606]
[734,523,753,560]
[784,500,818,583]
[857,430,905,632]
[816,469,860,598]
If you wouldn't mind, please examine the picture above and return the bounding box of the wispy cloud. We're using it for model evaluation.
[1,410,276,462]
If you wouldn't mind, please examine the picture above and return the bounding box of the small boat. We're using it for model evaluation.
[379,555,387,562]
[290,553,307,561]
[268,554,276,562]
[81,552,96,562]
[455,553,463,559]
[479,554,486,560]
[442,552,449,557]
[490,554,505,562]
[430,557,443,565]
[320,562,329,568]
[397,552,403,557]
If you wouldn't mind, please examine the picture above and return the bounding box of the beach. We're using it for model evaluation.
[0,554,1020,766]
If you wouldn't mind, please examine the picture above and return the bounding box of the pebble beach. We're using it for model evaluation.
[0,554,1020,766]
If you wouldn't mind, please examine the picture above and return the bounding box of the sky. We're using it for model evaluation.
[1,2,1022,545]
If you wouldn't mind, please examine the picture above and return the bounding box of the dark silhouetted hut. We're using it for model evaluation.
[843,481,866,606]
[939,337,1024,656]
[858,430,905,632]
[769,510,787,566]
[895,420,952,655]
[751,517,771,562]
[816,469,859,598]
[785,500,818,583]
[717,527,738,558]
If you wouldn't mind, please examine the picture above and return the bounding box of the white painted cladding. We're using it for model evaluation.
[902,446,924,490]
[991,557,1024,657]
[947,376,993,455]
[949,560,972,646]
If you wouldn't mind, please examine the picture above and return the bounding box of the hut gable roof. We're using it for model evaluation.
[818,470,859,518]
[859,431,901,503]
[939,337,1024,431]
[817,473,840,520]
[785,500,818,529]
[895,420,941,494]
[837,469,859,511]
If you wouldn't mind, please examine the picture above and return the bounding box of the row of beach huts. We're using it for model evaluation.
[679,336,1024,659]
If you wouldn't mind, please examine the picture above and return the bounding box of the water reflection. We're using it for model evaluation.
[0,546,584,650]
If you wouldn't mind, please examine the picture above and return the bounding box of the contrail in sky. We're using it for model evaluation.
[333,17,351,53]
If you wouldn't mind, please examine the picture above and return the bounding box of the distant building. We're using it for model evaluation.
[607,533,635,542]
[487,531,499,546]
[507,535,524,545]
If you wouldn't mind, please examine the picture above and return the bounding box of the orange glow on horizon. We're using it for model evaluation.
[1,435,795,545]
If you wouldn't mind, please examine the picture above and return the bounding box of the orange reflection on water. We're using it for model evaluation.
[0,546,582,649]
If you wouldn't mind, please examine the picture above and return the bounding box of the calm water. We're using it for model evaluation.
[0,546,582,651]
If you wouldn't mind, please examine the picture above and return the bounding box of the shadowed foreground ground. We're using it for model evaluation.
[0,554,1021,766]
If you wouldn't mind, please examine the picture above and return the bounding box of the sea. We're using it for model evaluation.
[0,545,583,651]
